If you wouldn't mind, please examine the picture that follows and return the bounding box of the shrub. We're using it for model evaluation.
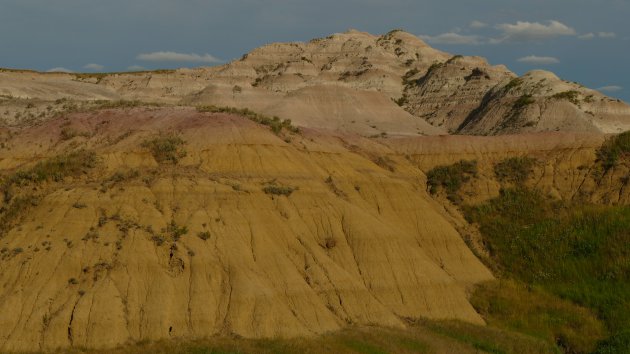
[1,150,97,200]
[512,95,535,110]
[197,231,211,241]
[426,160,477,204]
[196,106,300,134]
[166,220,188,241]
[263,184,295,196]
[141,135,186,164]
[503,78,523,92]
[551,90,580,105]
[597,130,630,170]
[494,157,537,184]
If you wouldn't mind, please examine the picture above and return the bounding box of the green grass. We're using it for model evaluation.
[596,130,630,170]
[465,188,630,353]
[494,157,537,184]
[18,322,557,354]
[426,160,477,204]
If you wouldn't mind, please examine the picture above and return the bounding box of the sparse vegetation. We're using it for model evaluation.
[262,184,295,197]
[142,135,186,164]
[196,105,300,134]
[426,160,477,204]
[166,220,188,242]
[197,231,211,241]
[503,78,523,92]
[551,90,580,105]
[425,62,444,75]
[494,157,537,184]
[596,130,630,170]
[1,150,97,201]
[512,95,535,111]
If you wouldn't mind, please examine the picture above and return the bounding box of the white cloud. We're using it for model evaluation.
[517,55,560,65]
[83,63,104,71]
[580,32,616,40]
[46,67,73,73]
[579,33,596,40]
[136,51,222,63]
[493,20,576,43]
[419,32,483,45]
[598,32,616,38]
[127,65,147,71]
[469,20,488,29]
[597,85,623,92]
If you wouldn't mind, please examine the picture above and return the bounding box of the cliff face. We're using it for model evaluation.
[2,30,629,136]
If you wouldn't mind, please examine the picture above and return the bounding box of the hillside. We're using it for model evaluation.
[2,30,629,136]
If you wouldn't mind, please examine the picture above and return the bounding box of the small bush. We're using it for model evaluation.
[512,95,535,110]
[263,184,295,197]
[551,90,580,105]
[503,78,523,92]
[196,106,300,134]
[426,160,477,204]
[166,220,188,241]
[597,130,630,170]
[197,231,211,241]
[494,157,537,184]
[142,135,186,164]
[1,150,98,201]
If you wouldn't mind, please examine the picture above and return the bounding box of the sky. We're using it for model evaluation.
[1,0,628,101]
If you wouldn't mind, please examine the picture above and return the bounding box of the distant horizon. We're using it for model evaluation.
[2,0,628,101]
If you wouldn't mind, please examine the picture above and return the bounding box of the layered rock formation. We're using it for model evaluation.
[2,29,629,135]
[0,108,493,351]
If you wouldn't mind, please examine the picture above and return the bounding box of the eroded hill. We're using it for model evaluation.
[2,29,629,136]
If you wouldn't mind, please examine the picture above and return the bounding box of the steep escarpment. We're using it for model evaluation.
[385,132,630,205]
[0,107,493,352]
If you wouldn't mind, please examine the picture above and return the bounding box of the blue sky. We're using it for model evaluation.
[1,0,628,101]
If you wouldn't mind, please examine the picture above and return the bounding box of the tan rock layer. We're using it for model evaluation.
[0,108,492,352]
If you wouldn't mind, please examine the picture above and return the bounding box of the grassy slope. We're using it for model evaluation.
[24,322,556,354]
[465,188,630,354]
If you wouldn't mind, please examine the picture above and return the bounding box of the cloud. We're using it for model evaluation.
[517,55,560,65]
[493,20,576,43]
[83,63,104,71]
[136,51,222,63]
[127,65,147,71]
[597,85,623,92]
[46,67,73,73]
[579,32,616,39]
[579,33,596,40]
[419,32,483,45]
[598,32,616,38]
[469,20,488,29]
